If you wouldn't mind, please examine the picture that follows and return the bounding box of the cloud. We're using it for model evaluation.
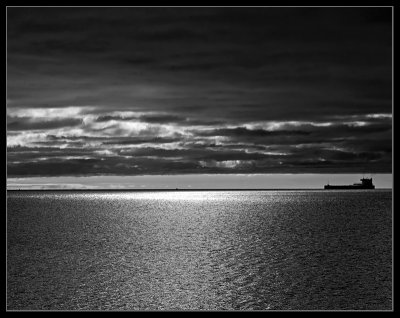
[7,117,82,131]
[6,106,392,176]
[101,136,182,146]
[6,8,392,176]
[7,8,392,119]
[196,127,311,138]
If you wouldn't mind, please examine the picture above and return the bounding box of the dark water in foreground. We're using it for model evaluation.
[7,190,392,310]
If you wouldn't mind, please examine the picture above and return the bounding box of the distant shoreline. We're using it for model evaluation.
[6,188,391,192]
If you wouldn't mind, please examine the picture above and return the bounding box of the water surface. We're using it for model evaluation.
[7,190,392,310]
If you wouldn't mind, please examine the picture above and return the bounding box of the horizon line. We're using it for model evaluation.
[6,188,392,191]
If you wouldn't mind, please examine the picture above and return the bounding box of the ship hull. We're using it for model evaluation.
[324,185,375,190]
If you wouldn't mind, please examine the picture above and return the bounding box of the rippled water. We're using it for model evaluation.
[7,190,392,310]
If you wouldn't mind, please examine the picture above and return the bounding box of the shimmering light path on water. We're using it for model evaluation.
[7,190,392,310]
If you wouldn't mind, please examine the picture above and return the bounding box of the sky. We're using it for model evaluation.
[7,7,392,188]
[6,174,393,190]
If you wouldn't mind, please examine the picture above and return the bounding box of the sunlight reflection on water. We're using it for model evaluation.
[7,190,392,310]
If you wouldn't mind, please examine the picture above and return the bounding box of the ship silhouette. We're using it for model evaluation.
[324,178,375,190]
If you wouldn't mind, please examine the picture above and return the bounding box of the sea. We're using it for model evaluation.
[7,190,392,311]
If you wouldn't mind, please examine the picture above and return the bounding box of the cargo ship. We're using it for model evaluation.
[324,178,375,190]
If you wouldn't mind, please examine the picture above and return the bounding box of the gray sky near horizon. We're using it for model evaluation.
[7,174,393,190]
[7,7,392,180]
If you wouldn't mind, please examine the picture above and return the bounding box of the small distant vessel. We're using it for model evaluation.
[324,178,375,190]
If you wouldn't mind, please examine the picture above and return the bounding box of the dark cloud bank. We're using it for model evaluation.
[7,7,392,177]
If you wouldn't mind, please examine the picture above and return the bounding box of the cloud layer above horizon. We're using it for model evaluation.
[7,7,392,177]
